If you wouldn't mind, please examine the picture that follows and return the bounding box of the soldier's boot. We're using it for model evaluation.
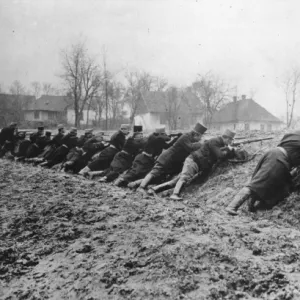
[137,174,153,195]
[114,177,124,187]
[225,187,251,216]
[78,166,91,177]
[170,180,185,200]
[128,179,143,189]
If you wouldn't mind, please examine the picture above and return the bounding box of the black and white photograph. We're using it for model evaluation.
[1,0,300,299]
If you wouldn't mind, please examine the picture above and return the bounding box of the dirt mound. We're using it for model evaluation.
[2,139,300,299]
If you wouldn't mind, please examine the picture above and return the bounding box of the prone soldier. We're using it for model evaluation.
[137,123,207,193]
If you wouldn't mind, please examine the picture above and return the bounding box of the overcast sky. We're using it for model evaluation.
[1,0,300,119]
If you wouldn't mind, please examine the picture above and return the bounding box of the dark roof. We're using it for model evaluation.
[136,90,203,115]
[211,98,282,124]
[26,95,68,112]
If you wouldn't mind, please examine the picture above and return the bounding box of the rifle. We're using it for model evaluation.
[232,136,274,147]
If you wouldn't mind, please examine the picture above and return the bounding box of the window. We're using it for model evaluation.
[244,123,250,131]
[260,124,265,131]
[34,111,40,119]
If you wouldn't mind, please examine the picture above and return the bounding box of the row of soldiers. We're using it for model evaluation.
[1,122,300,215]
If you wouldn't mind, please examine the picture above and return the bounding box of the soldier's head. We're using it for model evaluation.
[37,126,44,136]
[191,123,207,142]
[70,127,77,136]
[57,124,65,135]
[222,129,235,145]
[84,128,94,139]
[17,131,26,140]
[120,124,130,136]
[9,122,17,129]
[155,127,170,141]
[45,131,52,138]
[133,125,143,140]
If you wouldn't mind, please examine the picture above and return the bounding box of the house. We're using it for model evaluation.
[24,95,68,125]
[210,95,283,131]
[134,89,204,131]
[24,95,98,126]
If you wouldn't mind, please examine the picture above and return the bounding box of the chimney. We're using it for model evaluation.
[241,94,246,101]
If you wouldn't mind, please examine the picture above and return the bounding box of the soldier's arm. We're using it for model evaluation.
[180,135,203,152]
[210,139,230,159]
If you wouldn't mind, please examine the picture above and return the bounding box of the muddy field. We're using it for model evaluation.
[2,137,300,299]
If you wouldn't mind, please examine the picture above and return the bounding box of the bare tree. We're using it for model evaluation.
[124,71,156,124]
[108,81,124,128]
[9,80,32,122]
[163,86,181,130]
[281,68,300,128]
[31,81,42,98]
[60,41,102,127]
[190,72,232,126]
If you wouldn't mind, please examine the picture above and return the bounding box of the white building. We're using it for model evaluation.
[211,96,283,132]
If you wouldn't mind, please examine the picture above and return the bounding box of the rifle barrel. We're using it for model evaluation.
[233,136,274,146]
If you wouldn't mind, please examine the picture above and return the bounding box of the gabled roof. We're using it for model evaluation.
[211,98,282,124]
[136,90,204,115]
[26,95,68,112]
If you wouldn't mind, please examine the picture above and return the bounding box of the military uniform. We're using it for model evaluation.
[138,123,207,191]
[42,129,78,168]
[87,130,126,171]
[226,131,300,215]
[116,130,176,186]
[101,132,145,182]
[170,131,235,200]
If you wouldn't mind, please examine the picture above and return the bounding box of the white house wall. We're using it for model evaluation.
[67,109,97,125]
[24,111,49,121]
[211,121,284,132]
[134,113,162,132]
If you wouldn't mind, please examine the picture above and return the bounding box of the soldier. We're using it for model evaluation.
[78,124,130,176]
[0,128,22,158]
[7,131,27,159]
[114,127,178,187]
[36,124,66,162]
[63,132,107,174]
[169,129,236,200]
[99,125,145,182]
[41,127,78,168]
[0,122,17,148]
[137,123,207,193]
[25,127,47,159]
[226,130,300,215]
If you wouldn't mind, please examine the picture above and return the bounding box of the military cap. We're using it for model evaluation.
[37,126,44,131]
[85,128,94,134]
[120,124,130,130]
[155,127,166,134]
[57,124,64,130]
[133,125,143,133]
[192,123,207,135]
[70,127,77,133]
[223,129,236,139]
